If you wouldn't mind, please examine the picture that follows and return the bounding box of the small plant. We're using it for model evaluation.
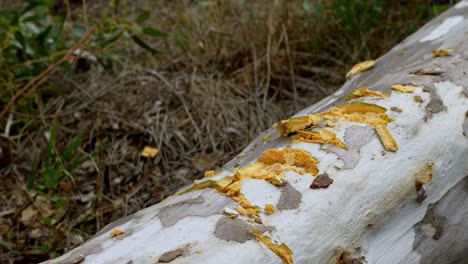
[27,124,91,194]
[0,0,166,121]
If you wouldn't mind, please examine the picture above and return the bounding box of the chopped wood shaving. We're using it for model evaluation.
[348,87,389,99]
[292,129,346,149]
[325,120,336,127]
[432,48,454,57]
[346,60,375,79]
[391,84,415,93]
[374,124,398,152]
[391,106,403,112]
[410,68,445,76]
[264,204,275,215]
[319,102,397,152]
[204,170,215,178]
[251,230,293,264]
[109,229,125,237]
[277,114,321,136]
[414,96,423,103]
[262,135,273,143]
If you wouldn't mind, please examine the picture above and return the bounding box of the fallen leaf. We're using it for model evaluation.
[34,195,53,217]
[141,146,159,158]
[432,48,454,57]
[346,60,375,79]
[20,206,38,226]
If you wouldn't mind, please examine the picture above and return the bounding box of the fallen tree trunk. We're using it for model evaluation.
[45,3,468,264]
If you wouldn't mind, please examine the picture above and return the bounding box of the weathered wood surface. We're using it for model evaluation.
[45,2,468,264]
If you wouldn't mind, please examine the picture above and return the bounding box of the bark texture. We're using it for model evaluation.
[45,2,468,264]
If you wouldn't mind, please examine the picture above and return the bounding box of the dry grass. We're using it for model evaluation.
[0,0,451,262]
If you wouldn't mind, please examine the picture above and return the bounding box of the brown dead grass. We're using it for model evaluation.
[0,0,450,262]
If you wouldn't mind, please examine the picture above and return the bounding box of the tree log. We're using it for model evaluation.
[45,3,468,264]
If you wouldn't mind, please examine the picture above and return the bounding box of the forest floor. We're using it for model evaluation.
[0,0,452,262]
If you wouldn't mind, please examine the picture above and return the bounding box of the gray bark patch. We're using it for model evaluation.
[328,125,375,170]
[310,173,334,189]
[158,248,184,263]
[422,85,446,121]
[157,190,233,227]
[413,175,468,264]
[214,216,274,243]
[277,181,302,210]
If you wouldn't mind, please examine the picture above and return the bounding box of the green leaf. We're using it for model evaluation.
[142,27,167,38]
[100,28,124,48]
[62,136,82,162]
[136,11,151,23]
[131,35,157,53]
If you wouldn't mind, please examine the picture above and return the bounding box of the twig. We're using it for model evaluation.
[96,111,103,229]
[262,17,273,110]
[282,25,297,109]
[4,113,13,136]
[82,0,89,30]
[0,25,97,120]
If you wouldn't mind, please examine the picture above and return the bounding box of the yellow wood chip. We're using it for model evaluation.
[391,84,415,93]
[262,135,273,143]
[141,146,159,158]
[292,129,347,149]
[390,106,403,112]
[432,48,454,57]
[110,229,125,237]
[277,114,321,136]
[204,170,215,178]
[346,60,375,79]
[374,125,398,152]
[264,204,275,215]
[414,96,423,103]
[251,230,293,264]
[348,87,389,99]
[325,120,336,127]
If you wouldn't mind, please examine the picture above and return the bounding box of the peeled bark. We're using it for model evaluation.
[45,3,468,264]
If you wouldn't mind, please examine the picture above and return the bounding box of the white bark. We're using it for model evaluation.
[45,3,468,264]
